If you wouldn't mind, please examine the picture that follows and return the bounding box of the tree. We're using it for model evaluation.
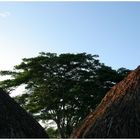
[117,67,131,79]
[0,52,129,138]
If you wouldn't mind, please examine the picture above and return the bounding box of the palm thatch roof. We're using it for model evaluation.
[71,66,140,138]
[0,89,48,138]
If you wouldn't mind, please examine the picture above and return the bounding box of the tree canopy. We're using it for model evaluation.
[0,52,130,138]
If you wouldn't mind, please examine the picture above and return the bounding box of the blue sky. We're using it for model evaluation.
[0,2,140,70]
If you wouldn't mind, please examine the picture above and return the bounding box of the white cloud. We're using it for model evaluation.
[0,11,11,18]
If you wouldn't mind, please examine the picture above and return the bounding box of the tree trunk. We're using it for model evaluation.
[56,122,66,138]
[0,89,48,138]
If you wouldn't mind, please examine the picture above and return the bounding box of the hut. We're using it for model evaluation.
[0,89,48,138]
[71,66,140,138]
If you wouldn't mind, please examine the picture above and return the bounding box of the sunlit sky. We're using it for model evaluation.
[0,2,140,71]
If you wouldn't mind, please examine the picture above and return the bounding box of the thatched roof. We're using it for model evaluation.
[0,89,48,138]
[71,66,140,138]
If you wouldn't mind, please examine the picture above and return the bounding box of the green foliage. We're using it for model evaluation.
[117,67,131,79]
[46,127,59,138]
[0,52,130,138]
